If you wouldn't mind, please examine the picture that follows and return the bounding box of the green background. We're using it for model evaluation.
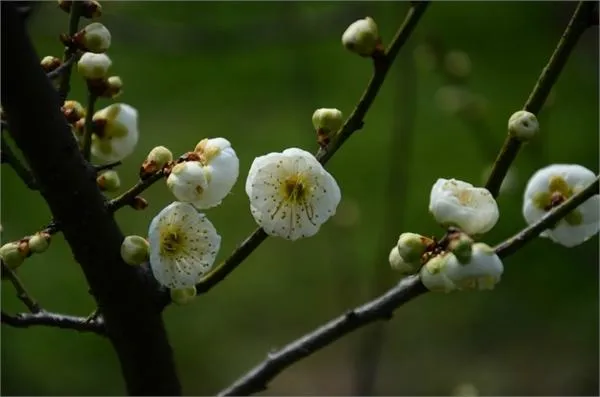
[2,2,598,395]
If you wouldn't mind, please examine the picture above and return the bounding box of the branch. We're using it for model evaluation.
[1,132,38,190]
[46,52,80,80]
[217,176,600,396]
[1,260,42,313]
[57,0,82,103]
[81,92,97,160]
[1,4,181,394]
[193,0,431,299]
[485,1,596,197]
[1,310,106,335]
[107,169,166,212]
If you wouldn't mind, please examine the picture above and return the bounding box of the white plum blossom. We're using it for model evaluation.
[194,138,239,208]
[523,164,599,247]
[148,202,221,289]
[91,103,138,163]
[420,243,504,293]
[429,178,499,235]
[166,138,239,209]
[79,22,111,53]
[245,148,341,240]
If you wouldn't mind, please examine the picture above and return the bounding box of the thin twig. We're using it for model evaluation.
[57,1,83,103]
[106,170,166,212]
[94,160,122,173]
[1,133,38,190]
[47,52,80,80]
[1,260,42,313]
[81,93,97,160]
[1,310,105,335]
[195,1,431,298]
[217,176,600,396]
[485,1,596,197]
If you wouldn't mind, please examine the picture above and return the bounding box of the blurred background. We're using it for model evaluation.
[1,1,598,395]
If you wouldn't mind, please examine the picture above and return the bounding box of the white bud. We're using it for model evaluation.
[396,232,429,263]
[420,254,456,293]
[91,103,139,163]
[508,110,539,141]
[341,17,381,57]
[166,161,210,204]
[388,246,420,275]
[28,232,51,254]
[429,178,499,235]
[77,52,112,80]
[96,170,121,192]
[120,235,150,266]
[170,286,197,305]
[79,22,111,53]
[0,242,27,270]
[440,243,504,291]
[312,108,344,134]
[141,146,173,177]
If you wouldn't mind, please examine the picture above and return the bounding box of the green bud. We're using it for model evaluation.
[28,232,51,254]
[0,242,26,270]
[170,286,197,305]
[97,170,121,192]
[120,235,149,266]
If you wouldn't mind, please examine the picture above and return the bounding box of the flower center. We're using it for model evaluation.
[282,174,308,203]
[159,226,185,257]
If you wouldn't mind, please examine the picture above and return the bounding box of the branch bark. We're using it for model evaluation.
[2,310,106,335]
[1,3,180,395]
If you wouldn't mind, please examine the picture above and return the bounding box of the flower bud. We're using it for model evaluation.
[75,22,111,53]
[103,76,123,98]
[62,100,86,124]
[170,286,197,305]
[28,232,51,254]
[396,232,430,263]
[508,110,539,141]
[130,196,149,211]
[140,146,173,178]
[341,17,381,57]
[77,52,112,80]
[41,56,62,73]
[447,232,473,264]
[420,254,456,293]
[0,242,26,270]
[312,108,343,134]
[96,170,121,192]
[389,246,420,275]
[120,235,149,266]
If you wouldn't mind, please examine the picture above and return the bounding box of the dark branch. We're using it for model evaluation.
[485,1,596,197]
[218,175,600,396]
[47,52,80,80]
[1,260,42,313]
[2,310,106,335]
[1,3,181,394]
[57,0,82,103]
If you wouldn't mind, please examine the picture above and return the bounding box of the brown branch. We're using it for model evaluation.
[1,3,181,394]
[485,1,596,197]
[218,175,600,396]
[1,260,42,313]
[57,0,83,103]
[192,0,431,300]
[1,310,106,335]
[47,52,80,80]
[107,169,166,212]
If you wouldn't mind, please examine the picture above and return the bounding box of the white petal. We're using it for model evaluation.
[167,162,209,203]
[543,195,600,247]
[442,243,504,290]
[147,202,220,288]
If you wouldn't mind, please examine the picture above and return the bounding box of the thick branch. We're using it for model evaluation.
[218,176,600,396]
[485,1,596,197]
[192,1,431,300]
[1,3,181,395]
[1,310,105,335]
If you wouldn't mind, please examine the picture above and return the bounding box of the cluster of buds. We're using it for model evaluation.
[77,52,122,98]
[58,0,102,19]
[0,231,52,271]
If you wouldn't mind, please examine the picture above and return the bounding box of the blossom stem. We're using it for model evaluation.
[194,1,430,299]
[1,259,42,313]
[57,0,83,103]
[81,92,97,161]
[494,175,599,257]
[485,1,596,197]
[217,176,599,396]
